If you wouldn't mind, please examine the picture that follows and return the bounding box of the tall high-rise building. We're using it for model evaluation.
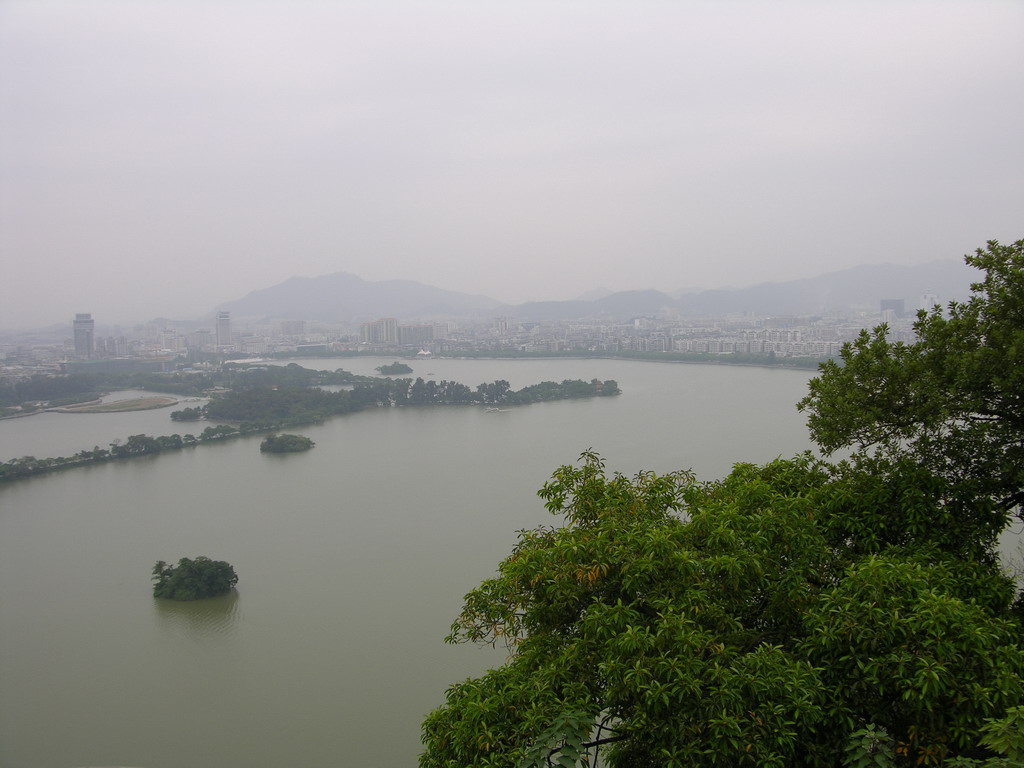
[360,317,399,344]
[73,313,95,358]
[379,317,398,344]
[216,312,232,347]
[399,324,434,346]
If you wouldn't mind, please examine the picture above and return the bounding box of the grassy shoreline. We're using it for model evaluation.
[56,396,178,413]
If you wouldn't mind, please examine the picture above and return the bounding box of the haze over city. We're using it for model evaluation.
[1,1,1022,329]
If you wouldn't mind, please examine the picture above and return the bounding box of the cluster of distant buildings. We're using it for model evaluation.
[55,311,237,374]
[358,317,435,347]
[0,293,942,381]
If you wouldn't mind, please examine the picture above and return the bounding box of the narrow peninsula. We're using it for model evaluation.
[0,366,620,483]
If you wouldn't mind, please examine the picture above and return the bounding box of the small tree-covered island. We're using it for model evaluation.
[419,240,1024,767]
[152,557,238,601]
[260,433,314,453]
[376,361,413,375]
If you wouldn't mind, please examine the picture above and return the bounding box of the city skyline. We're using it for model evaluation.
[5,253,963,365]
[1,251,982,333]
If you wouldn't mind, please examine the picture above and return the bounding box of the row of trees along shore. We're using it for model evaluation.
[197,376,619,423]
[0,377,619,482]
[418,240,1024,768]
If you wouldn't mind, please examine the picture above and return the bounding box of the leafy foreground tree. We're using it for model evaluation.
[420,452,1024,768]
[799,238,1024,519]
[152,557,238,601]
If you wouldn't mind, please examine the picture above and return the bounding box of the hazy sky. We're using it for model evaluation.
[1,1,1022,328]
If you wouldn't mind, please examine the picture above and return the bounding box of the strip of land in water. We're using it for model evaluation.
[54,396,178,413]
[0,374,620,482]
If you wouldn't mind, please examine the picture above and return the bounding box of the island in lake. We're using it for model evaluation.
[376,361,413,375]
[260,434,315,453]
[152,557,238,601]
[0,365,620,483]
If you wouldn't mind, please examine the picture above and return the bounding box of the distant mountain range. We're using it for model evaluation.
[215,259,978,324]
[674,260,977,317]
[217,272,500,322]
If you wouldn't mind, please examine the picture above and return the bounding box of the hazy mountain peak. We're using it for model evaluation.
[574,287,615,301]
[216,271,500,322]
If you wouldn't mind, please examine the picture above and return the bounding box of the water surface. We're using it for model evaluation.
[2,358,825,767]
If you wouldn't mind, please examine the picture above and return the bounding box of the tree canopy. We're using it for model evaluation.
[420,238,1024,768]
[420,452,1024,767]
[376,361,414,375]
[798,239,1024,518]
[260,433,315,453]
[169,406,203,421]
[152,557,238,601]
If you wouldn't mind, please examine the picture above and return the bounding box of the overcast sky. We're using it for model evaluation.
[1,1,1021,328]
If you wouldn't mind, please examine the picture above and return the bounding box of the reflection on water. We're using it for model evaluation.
[153,590,240,642]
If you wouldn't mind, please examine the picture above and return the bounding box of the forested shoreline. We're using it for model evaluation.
[0,351,815,417]
[0,374,619,482]
[201,376,619,423]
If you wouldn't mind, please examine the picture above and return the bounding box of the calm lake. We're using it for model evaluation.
[0,357,1004,767]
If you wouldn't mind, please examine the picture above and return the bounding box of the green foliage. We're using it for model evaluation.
[151,557,238,601]
[110,434,160,457]
[45,392,102,407]
[0,373,109,407]
[259,433,314,453]
[206,386,335,422]
[2,370,621,484]
[223,361,367,389]
[204,377,618,424]
[516,708,597,768]
[0,362,366,410]
[420,452,1024,768]
[976,706,1024,765]
[0,371,217,407]
[799,239,1024,517]
[844,725,896,768]
[376,361,414,375]
[845,708,1024,768]
[199,424,239,441]
[169,406,203,421]
[0,432,191,480]
[506,379,620,404]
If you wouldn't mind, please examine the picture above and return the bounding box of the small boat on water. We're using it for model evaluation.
[485,407,511,413]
